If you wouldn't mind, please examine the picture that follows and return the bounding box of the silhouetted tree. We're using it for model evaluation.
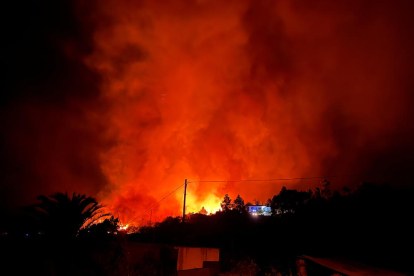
[271,186,311,215]
[233,195,245,212]
[341,186,351,196]
[321,179,331,199]
[199,206,208,215]
[313,187,321,199]
[221,194,232,212]
[83,215,119,237]
[31,192,109,239]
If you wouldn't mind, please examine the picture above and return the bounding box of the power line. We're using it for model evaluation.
[124,172,384,225]
[125,183,185,225]
[188,173,379,183]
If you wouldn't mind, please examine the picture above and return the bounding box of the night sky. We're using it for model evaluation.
[1,0,414,223]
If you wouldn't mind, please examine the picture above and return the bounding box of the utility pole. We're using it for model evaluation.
[182,179,187,223]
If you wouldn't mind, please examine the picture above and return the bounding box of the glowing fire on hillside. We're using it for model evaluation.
[3,0,412,226]
[118,225,128,231]
[91,1,414,224]
[82,0,414,225]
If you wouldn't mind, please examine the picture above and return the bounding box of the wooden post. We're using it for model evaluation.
[183,179,187,223]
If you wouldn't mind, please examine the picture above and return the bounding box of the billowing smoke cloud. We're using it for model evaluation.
[2,0,414,224]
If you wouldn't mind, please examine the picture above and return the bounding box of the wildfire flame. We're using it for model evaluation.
[83,0,414,224]
[118,225,128,231]
[3,1,412,225]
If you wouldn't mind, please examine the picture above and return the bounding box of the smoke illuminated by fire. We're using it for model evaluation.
[77,0,414,224]
[1,0,414,225]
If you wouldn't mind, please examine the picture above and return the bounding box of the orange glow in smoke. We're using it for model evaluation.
[72,0,414,224]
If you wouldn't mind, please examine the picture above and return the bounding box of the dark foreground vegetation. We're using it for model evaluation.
[0,182,413,275]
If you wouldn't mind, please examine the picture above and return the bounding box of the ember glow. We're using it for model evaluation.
[118,225,128,231]
[2,0,414,224]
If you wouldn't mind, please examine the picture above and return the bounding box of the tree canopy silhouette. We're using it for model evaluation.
[30,192,109,239]
[221,194,232,212]
[271,186,312,215]
[233,194,245,212]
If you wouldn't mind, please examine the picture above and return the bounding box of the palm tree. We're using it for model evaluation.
[32,192,110,238]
